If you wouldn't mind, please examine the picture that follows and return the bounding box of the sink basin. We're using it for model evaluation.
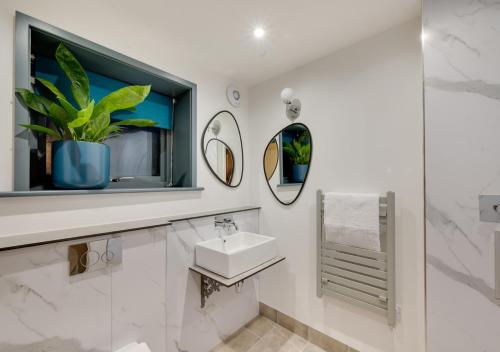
[195,232,278,278]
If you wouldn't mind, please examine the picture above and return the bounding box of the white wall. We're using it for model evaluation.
[249,20,425,352]
[0,1,253,235]
[0,4,426,352]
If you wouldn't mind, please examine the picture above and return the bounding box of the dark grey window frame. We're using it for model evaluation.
[8,12,200,196]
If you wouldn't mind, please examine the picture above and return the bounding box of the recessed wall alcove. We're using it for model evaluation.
[11,12,198,196]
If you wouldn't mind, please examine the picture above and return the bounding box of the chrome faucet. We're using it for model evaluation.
[214,216,238,242]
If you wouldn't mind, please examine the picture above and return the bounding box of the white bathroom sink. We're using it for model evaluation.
[195,232,278,278]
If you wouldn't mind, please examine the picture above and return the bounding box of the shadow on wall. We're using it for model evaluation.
[176,271,259,352]
[166,214,260,352]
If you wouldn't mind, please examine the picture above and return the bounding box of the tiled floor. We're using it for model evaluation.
[211,316,328,352]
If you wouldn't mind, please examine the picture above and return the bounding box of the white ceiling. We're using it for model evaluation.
[106,0,420,87]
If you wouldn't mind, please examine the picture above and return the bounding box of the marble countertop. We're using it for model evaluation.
[0,205,260,250]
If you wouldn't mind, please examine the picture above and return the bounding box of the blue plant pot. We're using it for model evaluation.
[292,164,308,183]
[52,141,110,189]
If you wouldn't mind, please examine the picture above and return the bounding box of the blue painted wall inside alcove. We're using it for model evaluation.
[35,56,173,129]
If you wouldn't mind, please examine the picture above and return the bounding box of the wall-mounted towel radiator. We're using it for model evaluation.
[316,190,396,326]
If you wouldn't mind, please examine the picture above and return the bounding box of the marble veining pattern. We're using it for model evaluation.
[0,209,260,352]
[424,0,500,350]
[166,210,260,352]
[0,239,112,351]
[111,227,167,352]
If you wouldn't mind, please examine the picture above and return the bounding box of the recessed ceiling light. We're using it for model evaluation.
[253,27,265,39]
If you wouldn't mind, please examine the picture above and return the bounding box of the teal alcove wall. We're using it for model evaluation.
[35,56,173,129]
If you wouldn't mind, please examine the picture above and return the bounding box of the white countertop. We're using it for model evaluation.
[190,256,286,287]
[0,206,260,250]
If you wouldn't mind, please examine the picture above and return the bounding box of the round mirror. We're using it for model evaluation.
[263,123,312,205]
[202,111,243,187]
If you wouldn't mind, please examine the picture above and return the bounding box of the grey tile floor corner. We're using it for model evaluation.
[210,316,329,352]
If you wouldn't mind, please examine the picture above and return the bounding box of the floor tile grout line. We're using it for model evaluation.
[246,319,301,352]
[245,327,261,340]
[244,327,267,352]
[263,319,310,352]
[260,311,347,352]
[218,315,327,352]
[249,323,282,351]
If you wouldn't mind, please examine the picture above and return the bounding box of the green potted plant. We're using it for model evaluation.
[16,43,158,189]
[283,130,311,183]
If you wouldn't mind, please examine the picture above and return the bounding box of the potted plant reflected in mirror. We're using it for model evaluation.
[16,43,158,189]
[283,130,311,183]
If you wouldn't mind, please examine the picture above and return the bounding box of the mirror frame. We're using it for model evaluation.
[262,122,313,205]
[201,110,244,188]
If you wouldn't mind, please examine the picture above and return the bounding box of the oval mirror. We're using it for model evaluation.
[202,111,243,187]
[263,123,312,205]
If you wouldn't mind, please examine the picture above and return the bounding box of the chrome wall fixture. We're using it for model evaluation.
[478,195,500,303]
[68,237,122,276]
[317,190,396,326]
[479,195,500,222]
[280,88,302,120]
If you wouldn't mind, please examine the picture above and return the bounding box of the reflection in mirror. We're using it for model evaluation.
[205,139,235,185]
[263,123,312,205]
[264,139,279,181]
[202,111,243,187]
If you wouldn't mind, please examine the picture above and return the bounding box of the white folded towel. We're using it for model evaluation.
[115,342,151,352]
[323,192,381,252]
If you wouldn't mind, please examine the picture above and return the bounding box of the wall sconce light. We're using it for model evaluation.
[280,88,301,120]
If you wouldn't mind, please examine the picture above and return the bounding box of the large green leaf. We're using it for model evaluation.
[111,118,158,127]
[68,100,95,129]
[36,78,67,101]
[93,112,111,131]
[17,43,159,144]
[55,43,90,109]
[16,89,69,129]
[85,112,111,142]
[20,124,61,139]
[47,104,68,127]
[93,85,151,117]
[15,89,51,115]
[57,97,78,121]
